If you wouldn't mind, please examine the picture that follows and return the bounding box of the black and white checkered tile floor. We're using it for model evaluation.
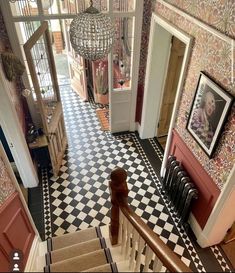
[41,85,232,272]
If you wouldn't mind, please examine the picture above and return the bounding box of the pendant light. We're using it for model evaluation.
[69,0,114,61]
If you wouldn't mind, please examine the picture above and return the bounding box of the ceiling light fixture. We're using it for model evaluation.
[69,0,114,61]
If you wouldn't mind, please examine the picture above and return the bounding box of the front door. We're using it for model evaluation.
[157,36,185,137]
[24,21,67,177]
[64,19,88,101]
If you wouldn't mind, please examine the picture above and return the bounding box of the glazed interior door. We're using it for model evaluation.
[24,21,67,177]
[64,19,88,101]
[157,36,185,137]
[110,2,144,133]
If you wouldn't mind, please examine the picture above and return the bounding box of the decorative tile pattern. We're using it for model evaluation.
[42,85,233,272]
[211,246,232,272]
[42,168,52,239]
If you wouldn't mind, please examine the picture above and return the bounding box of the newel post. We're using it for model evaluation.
[109,167,128,245]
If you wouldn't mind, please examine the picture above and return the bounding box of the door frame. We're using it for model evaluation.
[138,13,193,177]
[0,67,39,188]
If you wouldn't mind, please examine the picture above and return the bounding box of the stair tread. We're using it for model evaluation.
[82,263,118,272]
[47,237,107,264]
[44,248,113,272]
[47,226,102,251]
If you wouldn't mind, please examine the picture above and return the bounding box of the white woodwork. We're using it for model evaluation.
[121,216,128,254]
[119,210,167,272]
[134,237,145,272]
[110,0,144,133]
[129,229,139,270]
[143,245,153,272]
[196,165,235,247]
[125,220,132,257]
[138,13,193,180]
[153,256,163,272]
[0,65,39,188]
[118,210,124,245]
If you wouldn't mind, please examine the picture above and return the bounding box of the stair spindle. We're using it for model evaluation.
[121,217,128,254]
[118,211,124,245]
[129,229,139,270]
[134,237,145,272]
[125,220,132,257]
[153,256,163,272]
[143,245,153,272]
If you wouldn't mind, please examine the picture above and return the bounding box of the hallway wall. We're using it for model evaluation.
[137,0,235,189]
[0,156,15,207]
[0,8,29,134]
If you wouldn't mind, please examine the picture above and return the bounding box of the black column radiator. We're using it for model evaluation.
[161,155,198,226]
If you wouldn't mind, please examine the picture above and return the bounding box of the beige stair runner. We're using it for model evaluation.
[44,227,118,272]
[47,227,101,251]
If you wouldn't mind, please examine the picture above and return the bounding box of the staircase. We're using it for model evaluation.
[35,226,128,272]
[32,168,191,272]
[43,227,118,272]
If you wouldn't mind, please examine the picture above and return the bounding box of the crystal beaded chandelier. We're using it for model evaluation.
[69,0,114,61]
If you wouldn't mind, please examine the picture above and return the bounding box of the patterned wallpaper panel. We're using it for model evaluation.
[0,156,15,207]
[152,1,235,189]
[0,8,26,134]
[164,0,235,39]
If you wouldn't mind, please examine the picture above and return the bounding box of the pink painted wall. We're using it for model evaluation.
[137,0,235,189]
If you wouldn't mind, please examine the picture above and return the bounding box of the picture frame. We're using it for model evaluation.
[186,72,233,158]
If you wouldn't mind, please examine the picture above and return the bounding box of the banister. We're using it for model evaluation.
[109,167,192,273]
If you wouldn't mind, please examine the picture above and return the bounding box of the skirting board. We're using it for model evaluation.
[24,235,41,272]
[189,213,210,248]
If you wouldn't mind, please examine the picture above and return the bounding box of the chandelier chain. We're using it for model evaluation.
[90,0,93,7]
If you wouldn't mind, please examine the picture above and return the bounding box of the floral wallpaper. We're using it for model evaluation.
[0,8,27,134]
[0,156,15,207]
[140,1,234,189]
[164,0,235,39]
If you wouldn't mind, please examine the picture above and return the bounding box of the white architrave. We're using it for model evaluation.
[139,13,193,179]
[0,65,38,188]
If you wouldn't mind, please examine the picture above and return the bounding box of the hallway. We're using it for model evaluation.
[29,85,233,272]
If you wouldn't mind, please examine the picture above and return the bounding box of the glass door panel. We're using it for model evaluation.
[113,17,134,90]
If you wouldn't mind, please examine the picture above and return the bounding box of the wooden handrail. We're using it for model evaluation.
[109,167,192,272]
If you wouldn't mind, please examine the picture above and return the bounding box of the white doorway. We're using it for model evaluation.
[156,36,186,150]
[139,13,193,177]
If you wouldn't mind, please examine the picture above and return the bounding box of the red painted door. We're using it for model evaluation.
[0,144,35,272]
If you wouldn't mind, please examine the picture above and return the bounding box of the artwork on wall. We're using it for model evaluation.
[187,72,233,158]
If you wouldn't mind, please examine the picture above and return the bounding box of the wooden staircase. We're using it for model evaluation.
[33,168,192,272]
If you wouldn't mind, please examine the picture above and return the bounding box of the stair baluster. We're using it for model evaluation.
[129,229,139,270]
[125,219,132,257]
[109,167,192,273]
[153,255,164,272]
[134,237,145,272]
[143,245,153,272]
[121,216,127,254]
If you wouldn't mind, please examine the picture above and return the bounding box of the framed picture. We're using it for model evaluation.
[186,72,233,158]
